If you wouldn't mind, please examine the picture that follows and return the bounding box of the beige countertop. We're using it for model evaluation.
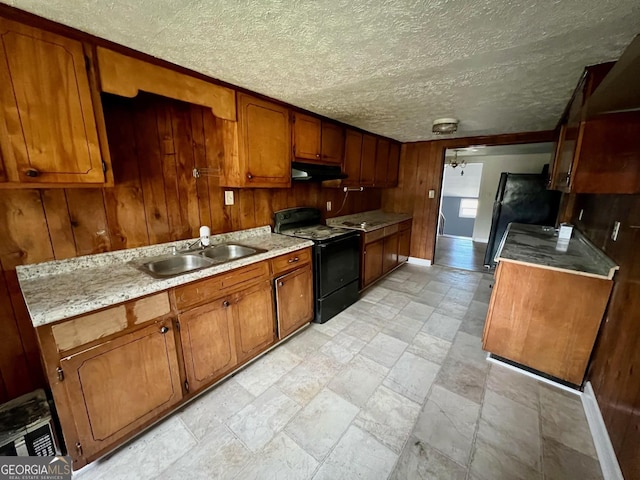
[326,210,412,232]
[17,226,313,327]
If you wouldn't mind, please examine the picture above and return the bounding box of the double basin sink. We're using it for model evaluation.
[139,244,267,278]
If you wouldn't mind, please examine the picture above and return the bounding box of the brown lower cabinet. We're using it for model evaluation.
[275,263,314,339]
[36,248,312,470]
[58,320,182,463]
[361,219,412,289]
[482,261,613,385]
[178,298,238,393]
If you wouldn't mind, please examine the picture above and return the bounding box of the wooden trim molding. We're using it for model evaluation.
[96,48,236,121]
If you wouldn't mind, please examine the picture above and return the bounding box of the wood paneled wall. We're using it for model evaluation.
[571,193,640,479]
[381,131,554,261]
[0,93,381,403]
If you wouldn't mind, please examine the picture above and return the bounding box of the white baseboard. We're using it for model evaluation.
[582,382,624,480]
[408,257,432,266]
[486,355,580,395]
[472,236,489,243]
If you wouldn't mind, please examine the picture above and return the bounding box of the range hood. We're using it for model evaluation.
[291,161,347,181]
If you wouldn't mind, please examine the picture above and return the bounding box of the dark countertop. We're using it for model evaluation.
[496,223,618,280]
[326,210,412,232]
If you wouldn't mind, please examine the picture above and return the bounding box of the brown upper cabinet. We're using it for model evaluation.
[224,92,291,188]
[549,62,640,194]
[360,134,377,186]
[293,112,322,161]
[387,142,400,187]
[0,17,110,186]
[320,121,345,165]
[343,129,398,188]
[292,112,345,165]
[374,138,390,187]
[343,129,363,186]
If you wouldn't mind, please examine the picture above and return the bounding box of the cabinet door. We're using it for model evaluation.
[383,233,399,273]
[275,264,313,339]
[343,129,362,186]
[60,321,182,461]
[293,112,321,161]
[234,282,276,363]
[321,121,345,165]
[179,299,237,393]
[363,239,384,288]
[237,92,291,187]
[374,138,390,187]
[360,134,377,186]
[0,18,105,184]
[387,142,400,187]
[398,228,411,264]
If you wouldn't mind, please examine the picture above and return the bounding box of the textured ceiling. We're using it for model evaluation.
[4,0,639,141]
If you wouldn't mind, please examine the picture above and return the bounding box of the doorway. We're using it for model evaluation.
[436,153,485,271]
[434,142,555,272]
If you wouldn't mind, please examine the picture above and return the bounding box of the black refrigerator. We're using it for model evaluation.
[483,173,561,267]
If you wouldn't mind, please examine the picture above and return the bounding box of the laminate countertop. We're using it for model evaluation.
[16,226,313,327]
[326,210,412,232]
[495,223,618,280]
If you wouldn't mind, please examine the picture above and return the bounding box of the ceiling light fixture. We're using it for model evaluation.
[432,118,459,135]
[448,150,466,176]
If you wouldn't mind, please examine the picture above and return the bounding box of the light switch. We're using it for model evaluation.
[428,190,435,199]
[224,191,234,206]
[326,201,332,212]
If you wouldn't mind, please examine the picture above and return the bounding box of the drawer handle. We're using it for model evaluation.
[160,326,169,334]
[288,257,299,263]
[247,173,253,179]
[223,300,230,308]
[278,281,284,287]
[25,168,40,177]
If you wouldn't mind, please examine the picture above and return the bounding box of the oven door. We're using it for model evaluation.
[315,233,360,298]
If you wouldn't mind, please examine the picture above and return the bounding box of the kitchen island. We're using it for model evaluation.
[482,223,618,386]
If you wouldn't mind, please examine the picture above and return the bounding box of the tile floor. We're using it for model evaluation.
[74,264,603,480]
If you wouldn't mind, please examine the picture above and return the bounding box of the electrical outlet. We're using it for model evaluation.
[611,221,621,241]
[224,191,234,206]
[579,209,584,221]
[326,201,332,212]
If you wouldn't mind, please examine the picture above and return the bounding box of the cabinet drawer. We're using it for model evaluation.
[398,219,412,231]
[364,229,384,244]
[174,261,269,310]
[51,292,171,353]
[271,248,312,275]
[383,224,399,236]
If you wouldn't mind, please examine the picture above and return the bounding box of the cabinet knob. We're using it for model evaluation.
[247,173,253,179]
[315,154,320,158]
[25,168,40,178]
[160,326,169,334]
[223,300,230,308]
[278,281,284,287]
[288,257,299,263]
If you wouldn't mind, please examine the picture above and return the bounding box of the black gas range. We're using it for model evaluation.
[274,208,360,324]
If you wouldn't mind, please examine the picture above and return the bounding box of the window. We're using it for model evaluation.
[459,198,478,218]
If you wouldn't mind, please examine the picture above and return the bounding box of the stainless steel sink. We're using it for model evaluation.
[201,244,263,262]
[141,254,214,278]
[138,243,266,278]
